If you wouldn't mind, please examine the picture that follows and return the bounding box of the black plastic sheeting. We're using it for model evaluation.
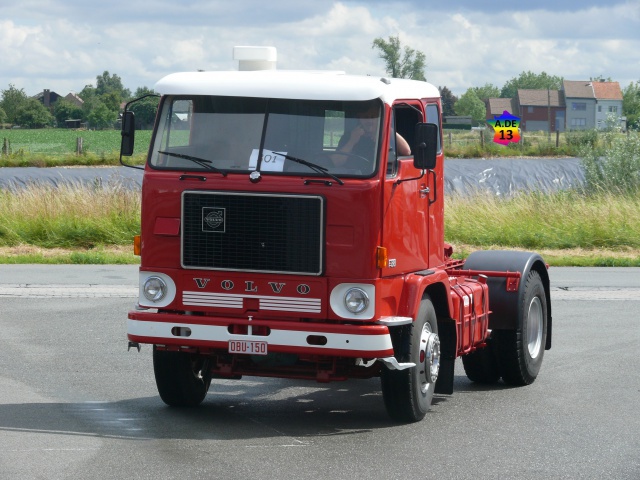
[0,166,143,191]
[444,157,584,196]
[0,158,585,196]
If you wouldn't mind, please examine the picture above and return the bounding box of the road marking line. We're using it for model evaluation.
[551,287,640,300]
[0,284,137,298]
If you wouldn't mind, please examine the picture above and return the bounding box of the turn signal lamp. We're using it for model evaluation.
[133,235,141,256]
[376,246,388,269]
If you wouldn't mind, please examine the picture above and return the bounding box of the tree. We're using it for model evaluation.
[87,100,117,129]
[79,73,131,128]
[15,98,54,128]
[79,84,97,103]
[129,87,160,129]
[53,99,84,127]
[472,83,500,101]
[134,87,156,97]
[95,71,131,101]
[0,106,6,125]
[0,84,29,124]
[623,81,640,130]
[500,71,563,99]
[591,75,613,83]
[101,91,122,113]
[438,86,458,117]
[454,89,486,126]
[372,36,426,81]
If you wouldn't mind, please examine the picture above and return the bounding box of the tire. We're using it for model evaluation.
[461,341,501,384]
[153,347,212,407]
[494,270,548,386]
[381,296,441,423]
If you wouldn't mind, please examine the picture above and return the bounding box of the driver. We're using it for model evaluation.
[333,104,410,167]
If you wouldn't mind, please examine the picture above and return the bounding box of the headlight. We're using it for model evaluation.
[143,276,167,302]
[344,287,369,314]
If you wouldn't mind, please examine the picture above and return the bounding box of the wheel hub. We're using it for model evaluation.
[419,326,441,392]
[527,296,544,359]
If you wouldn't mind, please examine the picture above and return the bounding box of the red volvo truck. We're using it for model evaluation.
[121,47,551,423]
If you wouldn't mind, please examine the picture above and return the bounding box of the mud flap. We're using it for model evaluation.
[434,319,456,394]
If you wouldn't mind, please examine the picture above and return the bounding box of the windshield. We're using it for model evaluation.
[149,96,382,177]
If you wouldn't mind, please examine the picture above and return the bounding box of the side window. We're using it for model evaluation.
[167,99,193,148]
[394,106,422,153]
[426,104,442,152]
[388,105,422,177]
[324,110,344,149]
[387,111,398,176]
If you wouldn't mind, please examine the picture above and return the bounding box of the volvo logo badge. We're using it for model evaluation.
[202,207,225,232]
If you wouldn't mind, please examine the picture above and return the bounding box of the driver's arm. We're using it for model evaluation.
[396,132,411,156]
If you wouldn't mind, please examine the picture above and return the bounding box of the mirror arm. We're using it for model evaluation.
[394,170,425,186]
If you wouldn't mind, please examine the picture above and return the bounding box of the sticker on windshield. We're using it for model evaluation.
[249,149,286,172]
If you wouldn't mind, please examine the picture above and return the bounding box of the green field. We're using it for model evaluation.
[1,127,630,163]
[0,129,152,155]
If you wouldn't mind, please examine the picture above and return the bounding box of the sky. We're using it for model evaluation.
[1,0,639,99]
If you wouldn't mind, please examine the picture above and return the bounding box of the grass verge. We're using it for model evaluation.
[1,183,639,266]
[0,245,139,264]
[0,182,140,248]
[0,244,635,266]
[0,152,146,168]
[449,244,640,267]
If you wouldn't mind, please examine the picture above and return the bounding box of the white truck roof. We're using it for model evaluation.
[154,70,440,105]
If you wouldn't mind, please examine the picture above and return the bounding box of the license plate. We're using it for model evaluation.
[228,340,268,355]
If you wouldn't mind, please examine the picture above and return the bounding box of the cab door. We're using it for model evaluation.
[381,102,433,276]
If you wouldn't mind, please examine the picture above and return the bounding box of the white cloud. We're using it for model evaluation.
[0,0,638,98]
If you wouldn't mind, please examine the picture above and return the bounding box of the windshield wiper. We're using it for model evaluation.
[273,152,343,186]
[157,150,227,176]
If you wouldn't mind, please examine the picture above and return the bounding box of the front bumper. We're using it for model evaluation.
[128,311,394,358]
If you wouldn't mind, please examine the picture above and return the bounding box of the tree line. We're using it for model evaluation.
[373,36,639,129]
[1,37,639,130]
[0,71,159,130]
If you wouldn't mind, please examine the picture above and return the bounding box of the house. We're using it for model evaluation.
[592,81,625,130]
[562,80,597,130]
[562,80,626,131]
[484,98,517,121]
[64,92,84,108]
[34,90,84,109]
[33,89,63,108]
[515,89,565,132]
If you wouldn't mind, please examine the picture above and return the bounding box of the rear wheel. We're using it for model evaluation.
[461,341,501,384]
[381,296,440,423]
[494,271,547,385]
[153,347,212,407]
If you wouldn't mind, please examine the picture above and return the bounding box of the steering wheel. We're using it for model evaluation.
[315,151,371,173]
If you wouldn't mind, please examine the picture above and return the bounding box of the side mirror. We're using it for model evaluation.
[413,123,438,170]
[120,111,135,157]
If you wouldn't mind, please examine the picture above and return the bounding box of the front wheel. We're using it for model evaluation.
[494,270,548,385]
[381,296,440,423]
[153,347,212,407]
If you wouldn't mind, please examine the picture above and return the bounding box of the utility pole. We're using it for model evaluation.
[547,89,551,142]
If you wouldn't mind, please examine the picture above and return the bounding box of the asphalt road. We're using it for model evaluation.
[0,266,638,479]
